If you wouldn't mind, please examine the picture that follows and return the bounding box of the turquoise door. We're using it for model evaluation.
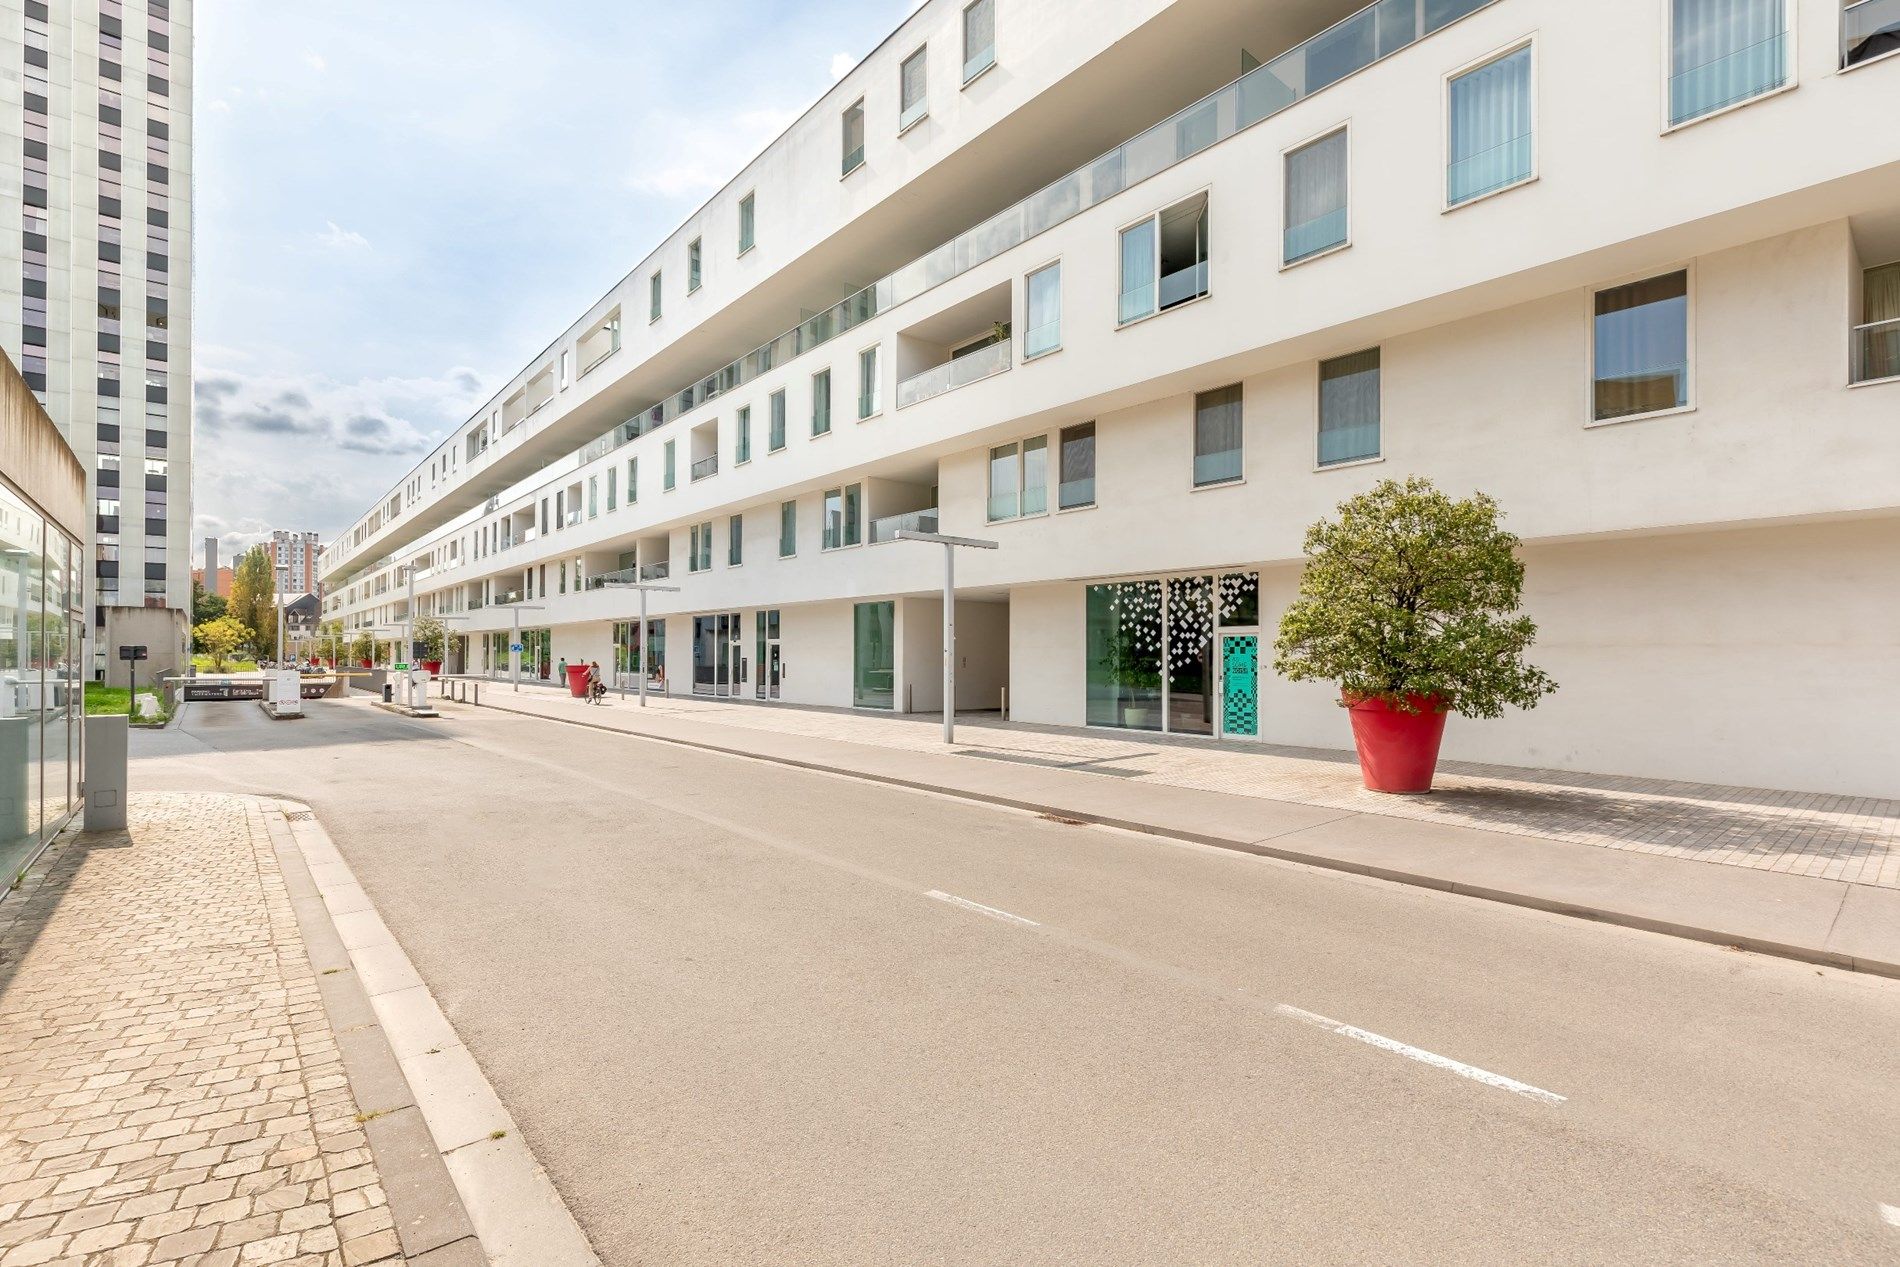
[1220,633,1259,739]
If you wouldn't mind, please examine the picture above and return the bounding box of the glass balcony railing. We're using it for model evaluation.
[1853,317,1900,384]
[1158,260,1211,310]
[868,508,940,545]
[690,454,719,481]
[896,341,1012,410]
[1285,208,1349,264]
[1844,0,1900,66]
[639,561,671,581]
[1023,318,1061,358]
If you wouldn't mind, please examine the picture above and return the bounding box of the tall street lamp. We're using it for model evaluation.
[498,603,546,692]
[589,569,679,708]
[892,528,998,745]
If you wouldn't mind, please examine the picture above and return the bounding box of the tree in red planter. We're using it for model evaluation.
[1274,476,1556,793]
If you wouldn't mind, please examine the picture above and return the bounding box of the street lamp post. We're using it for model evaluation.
[274,565,289,670]
[892,529,998,745]
[588,575,679,707]
[501,604,545,692]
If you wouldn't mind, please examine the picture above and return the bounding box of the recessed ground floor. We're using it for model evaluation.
[454,516,1900,798]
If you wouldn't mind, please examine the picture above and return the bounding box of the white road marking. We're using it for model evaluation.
[1879,1202,1900,1228]
[926,889,1040,927]
[1274,1004,1566,1105]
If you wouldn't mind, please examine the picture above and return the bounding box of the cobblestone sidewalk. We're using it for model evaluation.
[0,793,406,1267]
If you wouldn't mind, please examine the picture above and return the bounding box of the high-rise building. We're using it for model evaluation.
[270,528,321,598]
[199,532,215,593]
[321,0,1900,798]
[4,0,195,670]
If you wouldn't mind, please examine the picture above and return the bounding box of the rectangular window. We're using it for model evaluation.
[987,435,1049,521]
[560,349,570,389]
[728,515,744,567]
[769,389,787,450]
[687,523,708,573]
[963,0,996,81]
[627,457,638,503]
[1118,193,1209,325]
[607,465,617,511]
[1058,423,1096,510]
[822,483,863,549]
[1193,384,1243,486]
[1855,261,1900,384]
[854,602,896,709]
[1318,349,1382,466]
[900,47,928,130]
[1669,0,1788,125]
[688,238,703,292]
[858,346,880,418]
[1284,128,1349,264]
[1846,0,1900,67]
[587,475,598,519]
[811,369,832,435]
[736,405,752,463]
[842,99,866,175]
[650,270,662,321]
[738,192,756,253]
[664,439,677,490]
[779,501,797,557]
[1024,262,1062,358]
[1593,271,1690,421]
[1447,45,1534,206]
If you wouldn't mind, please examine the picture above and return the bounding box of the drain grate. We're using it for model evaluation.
[282,810,315,822]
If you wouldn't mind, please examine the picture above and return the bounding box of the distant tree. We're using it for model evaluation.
[191,577,226,627]
[193,616,250,673]
[348,631,374,665]
[228,546,278,660]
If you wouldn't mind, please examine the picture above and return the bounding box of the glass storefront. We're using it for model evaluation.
[612,618,667,689]
[692,613,744,696]
[1,479,81,886]
[1086,572,1258,737]
[481,628,550,679]
[853,601,895,709]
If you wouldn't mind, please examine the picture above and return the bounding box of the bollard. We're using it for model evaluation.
[382,682,393,704]
[84,714,128,832]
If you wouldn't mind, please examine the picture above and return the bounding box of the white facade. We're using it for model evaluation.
[322,0,1900,797]
[270,528,320,597]
[2,0,195,663]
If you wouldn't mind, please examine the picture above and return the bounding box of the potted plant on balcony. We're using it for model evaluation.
[1273,477,1556,793]
[413,614,447,676]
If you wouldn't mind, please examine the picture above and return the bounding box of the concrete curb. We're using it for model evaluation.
[264,797,600,1266]
[459,697,1900,981]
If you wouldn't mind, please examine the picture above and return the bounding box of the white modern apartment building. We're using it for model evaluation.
[321,0,1900,798]
[3,0,194,662]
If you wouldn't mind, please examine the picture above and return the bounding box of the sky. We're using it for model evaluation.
[192,0,914,566]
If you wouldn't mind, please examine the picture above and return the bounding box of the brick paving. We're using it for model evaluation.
[0,793,407,1267]
[480,683,1900,889]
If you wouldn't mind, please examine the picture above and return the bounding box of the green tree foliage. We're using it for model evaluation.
[191,577,226,626]
[192,616,251,673]
[228,546,277,659]
[412,614,447,661]
[348,631,374,665]
[1273,477,1557,719]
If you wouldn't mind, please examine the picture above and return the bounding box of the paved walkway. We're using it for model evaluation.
[460,681,1900,889]
[0,793,408,1267]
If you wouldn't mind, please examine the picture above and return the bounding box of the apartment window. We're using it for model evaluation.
[627,457,638,503]
[588,476,598,519]
[1447,44,1534,207]
[1593,271,1690,422]
[607,465,617,511]
[963,0,996,81]
[779,501,797,557]
[1670,0,1789,125]
[664,439,677,490]
[1284,128,1349,264]
[768,389,787,450]
[650,270,662,322]
[689,522,713,573]
[1058,422,1097,510]
[1118,193,1209,325]
[560,350,570,389]
[1845,0,1900,67]
[738,192,756,253]
[736,405,753,464]
[1318,349,1382,466]
[1854,261,1900,383]
[1024,262,1062,358]
[842,99,866,175]
[900,47,929,130]
[1192,385,1243,487]
[858,346,880,418]
[812,369,833,435]
[822,484,863,549]
[987,436,1048,521]
[728,515,744,567]
[558,561,567,595]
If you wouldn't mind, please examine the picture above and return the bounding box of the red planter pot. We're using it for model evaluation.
[359,659,373,669]
[1345,693,1450,794]
[421,660,443,675]
[565,664,592,698]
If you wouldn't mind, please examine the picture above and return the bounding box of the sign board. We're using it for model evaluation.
[510,643,523,653]
[394,662,410,672]
[117,645,148,661]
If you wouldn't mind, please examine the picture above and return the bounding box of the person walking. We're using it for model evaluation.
[556,657,568,687]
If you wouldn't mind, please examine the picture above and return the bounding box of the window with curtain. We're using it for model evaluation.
[649,270,662,321]
[728,515,743,567]
[1118,217,1157,325]
[963,0,996,81]
[769,389,787,450]
[1059,422,1095,509]
[1855,262,1900,383]
[1193,385,1243,486]
[812,369,832,435]
[1447,44,1534,206]
[688,238,702,292]
[1669,0,1788,126]
[1284,129,1349,264]
[1025,262,1061,358]
[859,346,880,417]
[663,440,676,490]
[738,193,756,253]
[842,100,865,175]
[736,405,751,463]
[1318,348,1381,465]
[900,48,928,129]
[779,501,797,556]
[1594,271,1689,421]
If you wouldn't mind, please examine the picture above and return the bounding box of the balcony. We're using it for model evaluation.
[1845,0,1900,67]
[690,454,719,482]
[897,340,1011,410]
[869,509,939,545]
[639,561,671,582]
[1853,317,1900,384]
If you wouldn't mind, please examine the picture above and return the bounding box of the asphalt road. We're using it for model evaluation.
[134,697,1900,1265]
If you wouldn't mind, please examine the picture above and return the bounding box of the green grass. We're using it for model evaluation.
[83,681,174,725]
[190,654,259,672]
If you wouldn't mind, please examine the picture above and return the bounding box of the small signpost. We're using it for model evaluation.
[118,645,148,718]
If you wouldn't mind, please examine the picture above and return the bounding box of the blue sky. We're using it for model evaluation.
[193,0,913,564]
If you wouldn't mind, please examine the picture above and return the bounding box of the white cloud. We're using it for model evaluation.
[830,51,855,80]
[623,107,800,200]
[316,220,369,250]
[303,51,327,72]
